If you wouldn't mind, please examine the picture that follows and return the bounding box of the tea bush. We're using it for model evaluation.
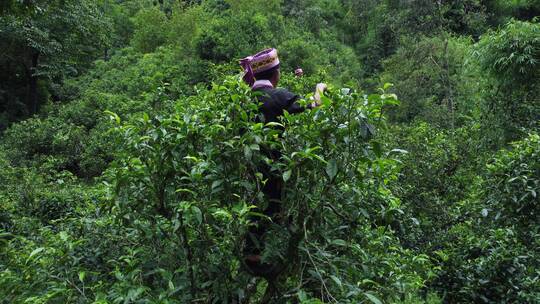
[431,134,540,303]
[103,76,435,302]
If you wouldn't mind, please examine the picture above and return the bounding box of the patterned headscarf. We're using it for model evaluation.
[239,48,280,87]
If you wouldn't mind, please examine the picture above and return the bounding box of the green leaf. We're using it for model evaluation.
[212,209,232,219]
[176,188,196,196]
[244,145,252,160]
[320,95,333,106]
[265,122,283,128]
[330,275,342,289]
[104,110,121,124]
[283,170,292,182]
[78,271,86,283]
[364,292,383,304]
[246,212,270,221]
[325,159,338,180]
[26,247,45,264]
[29,247,45,259]
[331,239,347,246]
[298,290,308,301]
[191,206,202,225]
[360,279,379,286]
[211,180,223,190]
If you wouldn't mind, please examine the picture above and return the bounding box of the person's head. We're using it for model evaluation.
[254,66,280,87]
[239,48,280,87]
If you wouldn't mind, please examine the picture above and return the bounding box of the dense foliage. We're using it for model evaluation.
[0,0,538,303]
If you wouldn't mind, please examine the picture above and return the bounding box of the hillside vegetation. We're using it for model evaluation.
[0,0,539,303]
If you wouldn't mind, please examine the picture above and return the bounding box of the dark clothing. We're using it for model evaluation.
[254,86,306,202]
[245,87,306,255]
[256,87,306,125]
[255,87,306,161]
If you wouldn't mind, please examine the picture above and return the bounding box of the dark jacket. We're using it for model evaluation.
[254,87,306,127]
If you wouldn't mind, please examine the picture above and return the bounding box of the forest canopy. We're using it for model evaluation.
[0,0,539,303]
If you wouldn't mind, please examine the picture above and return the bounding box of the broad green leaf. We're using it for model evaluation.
[298,290,308,301]
[283,170,292,182]
[191,206,202,225]
[244,145,252,160]
[325,159,338,180]
[29,247,45,259]
[211,180,223,190]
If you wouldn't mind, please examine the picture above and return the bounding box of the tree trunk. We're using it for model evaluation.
[27,52,39,115]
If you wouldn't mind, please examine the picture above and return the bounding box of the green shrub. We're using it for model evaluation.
[101,76,433,302]
[483,133,540,234]
[432,134,540,303]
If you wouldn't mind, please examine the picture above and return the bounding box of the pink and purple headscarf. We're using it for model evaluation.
[239,48,280,87]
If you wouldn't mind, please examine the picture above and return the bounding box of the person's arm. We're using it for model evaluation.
[275,89,304,114]
[278,83,328,114]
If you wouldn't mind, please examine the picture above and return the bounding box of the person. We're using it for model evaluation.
[239,48,327,272]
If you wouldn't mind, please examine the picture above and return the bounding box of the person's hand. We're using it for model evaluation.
[311,83,327,108]
[316,83,327,93]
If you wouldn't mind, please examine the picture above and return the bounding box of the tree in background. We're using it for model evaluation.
[131,6,170,53]
[0,0,110,127]
[475,19,540,147]
[381,35,478,128]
